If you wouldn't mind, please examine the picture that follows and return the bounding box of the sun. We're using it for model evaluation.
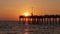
[24,13,29,16]
[24,12,30,16]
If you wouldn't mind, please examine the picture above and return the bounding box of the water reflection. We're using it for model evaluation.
[25,32,28,34]
[24,18,29,34]
[19,17,60,34]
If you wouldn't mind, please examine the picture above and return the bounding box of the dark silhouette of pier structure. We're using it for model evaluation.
[19,15,60,25]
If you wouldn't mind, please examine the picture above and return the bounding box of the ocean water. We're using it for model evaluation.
[0,21,60,34]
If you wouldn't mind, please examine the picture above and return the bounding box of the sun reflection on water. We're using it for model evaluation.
[25,32,28,34]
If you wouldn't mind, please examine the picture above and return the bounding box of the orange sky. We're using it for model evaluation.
[0,0,60,21]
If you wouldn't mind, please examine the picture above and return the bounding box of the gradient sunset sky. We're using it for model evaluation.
[0,0,60,21]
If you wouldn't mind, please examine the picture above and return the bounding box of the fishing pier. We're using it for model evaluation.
[19,15,60,25]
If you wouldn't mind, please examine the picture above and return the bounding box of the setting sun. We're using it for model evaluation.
[24,12,30,16]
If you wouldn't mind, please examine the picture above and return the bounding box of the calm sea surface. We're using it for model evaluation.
[0,21,60,34]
